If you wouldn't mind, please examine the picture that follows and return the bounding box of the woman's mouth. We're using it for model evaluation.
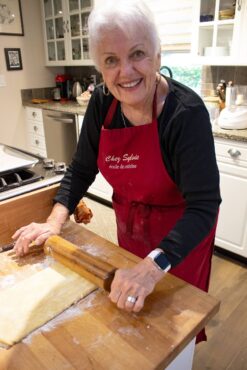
[119,78,142,88]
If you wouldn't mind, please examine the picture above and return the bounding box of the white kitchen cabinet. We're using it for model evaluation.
[77,114,113,202]
[215,137,247,257]
[41,0,94,66]
[26,107,47,157]
[192,0,247,65]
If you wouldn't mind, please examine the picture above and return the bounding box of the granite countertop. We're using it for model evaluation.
[23,100,247,143]
[23,100,88,115]
[212,123,247,143]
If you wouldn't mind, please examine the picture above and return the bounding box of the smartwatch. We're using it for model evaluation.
[147,249,171,273]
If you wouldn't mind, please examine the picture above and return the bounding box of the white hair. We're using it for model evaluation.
[88,0,160,69]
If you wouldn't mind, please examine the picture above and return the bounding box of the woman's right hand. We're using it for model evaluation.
[12,202,69,256]
[12,221,62,256]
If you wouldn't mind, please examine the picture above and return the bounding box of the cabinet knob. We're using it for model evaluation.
[33,125,38,131]
[227,148,241,158]
[35,139,39,145]
[32,112,37,118]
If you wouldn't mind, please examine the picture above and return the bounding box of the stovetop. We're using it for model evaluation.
[0,160,64,201]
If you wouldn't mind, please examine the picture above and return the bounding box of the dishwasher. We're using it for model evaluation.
[43,110,77,164]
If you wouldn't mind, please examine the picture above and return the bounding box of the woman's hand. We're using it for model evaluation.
[12,203,69,256]
[108,257,165,313]
[12,221,62,256]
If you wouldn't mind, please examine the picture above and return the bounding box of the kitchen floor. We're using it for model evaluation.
[76,196,247,370]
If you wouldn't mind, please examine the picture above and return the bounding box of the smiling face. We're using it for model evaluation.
[97,27,161,110]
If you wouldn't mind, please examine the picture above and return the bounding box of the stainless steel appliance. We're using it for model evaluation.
[43,110,77,165]
[0,144,64,201]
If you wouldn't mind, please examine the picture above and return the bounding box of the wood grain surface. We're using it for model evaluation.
[0,187,220,369]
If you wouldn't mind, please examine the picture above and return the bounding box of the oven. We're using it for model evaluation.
[0,144,64,201]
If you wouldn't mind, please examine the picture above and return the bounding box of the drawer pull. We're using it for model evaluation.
[35,139,40,145]
[33,125,38,131]
[227,148,241,158]
[32,112,37,118]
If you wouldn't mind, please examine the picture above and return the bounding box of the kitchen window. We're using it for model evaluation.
[161,51,202,94]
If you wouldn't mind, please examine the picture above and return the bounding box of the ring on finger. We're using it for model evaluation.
[126,296,137,304]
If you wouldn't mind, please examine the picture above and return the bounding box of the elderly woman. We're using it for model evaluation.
[13,0,221,342]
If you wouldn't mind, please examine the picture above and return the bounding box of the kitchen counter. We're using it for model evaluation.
[23,100,88,115]
[212,124,247,143]
[23,100,247,142]
[0,186,220,370]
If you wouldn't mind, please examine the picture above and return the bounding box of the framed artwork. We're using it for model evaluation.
[4,48,22,70]
[0,0,24,36]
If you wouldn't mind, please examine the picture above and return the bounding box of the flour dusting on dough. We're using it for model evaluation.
[23,290,100,344]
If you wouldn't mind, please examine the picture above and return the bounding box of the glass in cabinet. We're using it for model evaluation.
[193,0,246,63]
[42,0,93,65]
[43,0,67,62]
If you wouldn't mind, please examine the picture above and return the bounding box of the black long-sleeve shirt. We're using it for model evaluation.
[55,77,221,267]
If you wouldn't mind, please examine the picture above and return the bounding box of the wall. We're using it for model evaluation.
[201,66,247,96]
[0,0,63,149]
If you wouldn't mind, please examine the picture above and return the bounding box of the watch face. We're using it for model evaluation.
[154,253,171,270]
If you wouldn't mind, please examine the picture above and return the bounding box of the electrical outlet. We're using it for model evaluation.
[0,75,6,87]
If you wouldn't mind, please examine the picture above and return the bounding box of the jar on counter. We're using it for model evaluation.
[203,96,220,124]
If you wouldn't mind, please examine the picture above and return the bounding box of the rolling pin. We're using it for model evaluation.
[44,235,116,292]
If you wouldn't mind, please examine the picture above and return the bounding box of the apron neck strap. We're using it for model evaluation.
[103,86,157,129]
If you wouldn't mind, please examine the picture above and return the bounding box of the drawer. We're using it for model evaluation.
[215,139,247,167]
[27,133,46,150]
[27,120,45,137]
[26,107,43,122]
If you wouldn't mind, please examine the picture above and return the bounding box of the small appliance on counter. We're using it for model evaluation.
[218,85,247,129]
[55,74,72,100]
[72,81,82,98]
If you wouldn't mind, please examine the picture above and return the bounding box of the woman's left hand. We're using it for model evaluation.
[108,258,165,312]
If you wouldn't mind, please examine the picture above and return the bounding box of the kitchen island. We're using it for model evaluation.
[0,186,220,370]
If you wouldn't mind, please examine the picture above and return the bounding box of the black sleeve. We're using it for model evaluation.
[158,104,221,267]
[54,88,106,213]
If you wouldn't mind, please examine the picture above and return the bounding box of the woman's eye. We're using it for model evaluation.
[132,50,145,60]
[105,56,118,67]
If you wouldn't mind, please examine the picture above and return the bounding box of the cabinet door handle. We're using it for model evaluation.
[66,20,69,33]
[237,0,242,11]
[228,148,241,158]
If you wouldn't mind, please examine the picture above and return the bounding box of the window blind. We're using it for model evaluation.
[144,0,194,51]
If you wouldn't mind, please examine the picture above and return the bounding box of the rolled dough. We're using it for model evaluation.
[0,262,96,347]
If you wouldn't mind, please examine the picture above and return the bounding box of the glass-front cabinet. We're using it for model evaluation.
[42,0,94,65]
[192,0,247,65]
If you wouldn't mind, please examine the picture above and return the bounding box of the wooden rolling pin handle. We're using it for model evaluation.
[44,236,116,291]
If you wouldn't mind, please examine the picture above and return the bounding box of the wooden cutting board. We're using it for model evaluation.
[0,186,220,369]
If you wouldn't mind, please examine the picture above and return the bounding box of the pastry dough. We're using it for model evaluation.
[0,263,96,347]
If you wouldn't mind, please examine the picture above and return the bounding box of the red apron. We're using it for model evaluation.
[97,94,217,343]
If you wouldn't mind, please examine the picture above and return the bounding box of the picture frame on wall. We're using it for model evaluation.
[4,48,23,70]
[0,0,24,36]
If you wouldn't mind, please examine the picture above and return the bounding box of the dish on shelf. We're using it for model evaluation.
[219,8,235,19]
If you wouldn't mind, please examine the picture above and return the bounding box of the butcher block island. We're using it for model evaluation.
[0,185,220,370]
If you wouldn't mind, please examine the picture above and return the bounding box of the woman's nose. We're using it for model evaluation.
[119,60,134,76]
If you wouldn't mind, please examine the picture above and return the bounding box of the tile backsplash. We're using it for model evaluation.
[65,66,102,85]
[201,66,247,96]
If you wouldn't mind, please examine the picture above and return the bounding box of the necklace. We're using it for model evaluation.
[120,108,127,128]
